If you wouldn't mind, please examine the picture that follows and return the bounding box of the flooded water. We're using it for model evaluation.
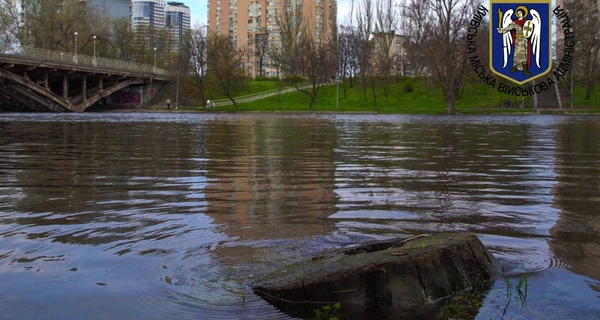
[0,113,599,319]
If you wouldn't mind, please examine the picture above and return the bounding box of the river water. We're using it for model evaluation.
[0,113,599,319]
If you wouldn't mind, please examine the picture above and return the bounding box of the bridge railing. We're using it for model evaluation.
[20,47,171,77]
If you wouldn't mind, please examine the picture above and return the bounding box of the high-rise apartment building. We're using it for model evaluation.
[165,2,191,51]
[208,0,337,78]
[131,0,166,30]
[88,0,130,19]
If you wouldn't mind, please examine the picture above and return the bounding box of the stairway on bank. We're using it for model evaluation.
[534,78,570,109]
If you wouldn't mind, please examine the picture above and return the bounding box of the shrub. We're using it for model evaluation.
[403,80,415,93]
[254,75,280,81]
[395,75,410,83]
[283,75,306,84]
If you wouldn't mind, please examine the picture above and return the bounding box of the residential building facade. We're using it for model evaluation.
[165,2,191,52]
[371,32,414,77]
[131,0,166,31]
[207,0,337,78]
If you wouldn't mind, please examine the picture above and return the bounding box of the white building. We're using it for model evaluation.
[131,0,166,30]
[165,2,191,52]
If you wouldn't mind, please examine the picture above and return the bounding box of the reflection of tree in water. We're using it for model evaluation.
[550,121,600,283]
[203,117,339,249]
[335,121,544,235]
[3,121,209,251]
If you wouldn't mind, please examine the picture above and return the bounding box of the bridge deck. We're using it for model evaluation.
[0,48,172,112]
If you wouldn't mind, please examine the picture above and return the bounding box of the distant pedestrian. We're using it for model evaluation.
[166,99,171,109]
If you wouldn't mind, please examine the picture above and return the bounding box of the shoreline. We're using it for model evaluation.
[90,105,600,115]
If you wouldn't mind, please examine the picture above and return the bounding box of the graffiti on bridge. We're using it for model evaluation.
[107,86,157,105]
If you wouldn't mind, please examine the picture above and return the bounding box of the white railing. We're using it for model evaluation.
[19,47,171,77]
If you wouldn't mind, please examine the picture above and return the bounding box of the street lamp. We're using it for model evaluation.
[336,76,339,109]
[153,47,157,71]
[92,35,97,66]
[74,32,78,56]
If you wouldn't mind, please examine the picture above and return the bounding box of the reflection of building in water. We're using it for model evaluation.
[203,117,338,246]
[549,122,600,283]
[333,122,543,220]
[8,122,208,247]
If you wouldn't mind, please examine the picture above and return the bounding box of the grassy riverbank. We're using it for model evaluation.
[172,77,600,114]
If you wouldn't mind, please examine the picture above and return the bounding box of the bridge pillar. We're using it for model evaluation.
[44,71,48,89]
[99,77,103,92]
[63,73,68,99]
[82,74,87,103]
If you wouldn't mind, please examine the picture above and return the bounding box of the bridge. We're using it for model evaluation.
[0,48,171,112]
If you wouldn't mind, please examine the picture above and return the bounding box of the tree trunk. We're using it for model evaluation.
[196,82,206,107]
[447,100,456,115]
[585,83,594,100]
[227,95,238,110]
[370,80,377,110]
[308,96,316,109]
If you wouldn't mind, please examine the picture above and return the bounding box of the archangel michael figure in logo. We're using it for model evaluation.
[496,6,541,76]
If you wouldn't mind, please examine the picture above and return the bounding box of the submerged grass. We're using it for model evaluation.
[311,303,341,320]
[440,273,529,320]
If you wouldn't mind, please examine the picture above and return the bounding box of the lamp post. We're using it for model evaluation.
[92,35,97,66]
[73,31,78,64]
[93,35,97,58]
[331,74,339,109]
[153,47,157,72]
[570,64,573,109]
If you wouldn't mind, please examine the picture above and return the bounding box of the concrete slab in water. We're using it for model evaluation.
[252,233,497,319]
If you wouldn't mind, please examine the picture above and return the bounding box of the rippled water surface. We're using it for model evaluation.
[1,113,599,319]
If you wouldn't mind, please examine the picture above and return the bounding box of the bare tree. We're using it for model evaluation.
[186,24,208,106]
[355,0,376,105]
[207,33,248,109]
[402,0,481,114]
[272,7,337,109]
[338,0,362,92]
[374,0,396,102]
[110,17,136,61]
[338,25,358,97]
[0,0,21,53]
[398,0,429,76]
[131,24,173,65]
[563,1,600,100]
[254,28,271,77]
[23,0,110,53]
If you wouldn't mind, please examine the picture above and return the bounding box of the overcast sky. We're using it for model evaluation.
[180,0,353,27]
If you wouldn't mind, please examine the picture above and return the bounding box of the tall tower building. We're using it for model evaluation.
[207,0,337,78]
[165,2,191,52]
[131,0,166,31]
